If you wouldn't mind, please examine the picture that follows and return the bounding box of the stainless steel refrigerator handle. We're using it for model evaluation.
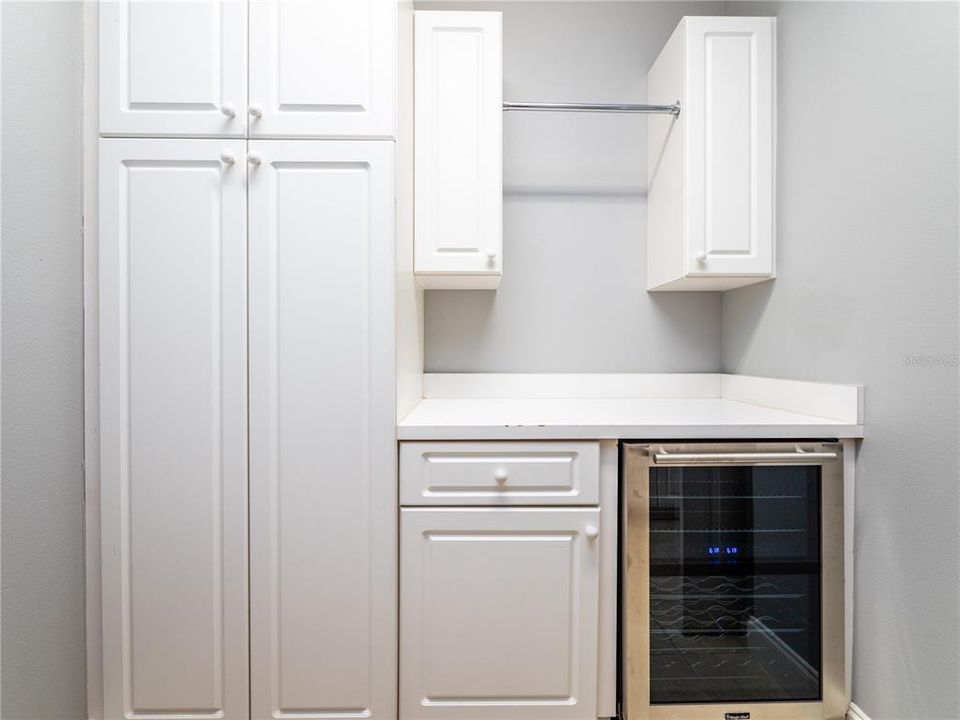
[652,450,839,465]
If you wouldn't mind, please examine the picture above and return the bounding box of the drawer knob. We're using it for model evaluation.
[584,526,600,540]
[493,468,508,484]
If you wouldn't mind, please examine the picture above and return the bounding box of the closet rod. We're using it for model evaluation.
[502,101,681,115]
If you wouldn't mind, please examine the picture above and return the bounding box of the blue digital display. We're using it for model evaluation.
[707,545,740,557]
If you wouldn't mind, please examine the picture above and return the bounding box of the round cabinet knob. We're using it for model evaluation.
[485,248,498,263]
[220,104,236,119]
[248,153,262,167]
[220,150,236,166]
[248,105,263,119]
[493,468,509,484]
[696,251,708,264]
[584,526,600,540]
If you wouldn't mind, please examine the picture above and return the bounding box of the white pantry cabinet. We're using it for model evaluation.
[647,16,777,291]
[98,138,397,720]
[248,140,397,719]
[98,138,249,719]
[96,2,400,718]
[100,0,396,139]
[414,11,503,289]
[400,508,600,720]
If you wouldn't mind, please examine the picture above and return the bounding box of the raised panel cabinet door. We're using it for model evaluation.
[99,138,249,720]
[414,11,503,288]
[400,508,601,720]
[248,0,396,138]
[684,16,776,277]
[100,1,247,136]
[248,140,397,719]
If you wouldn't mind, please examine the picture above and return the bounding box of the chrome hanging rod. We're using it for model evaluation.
[502,101,681,116]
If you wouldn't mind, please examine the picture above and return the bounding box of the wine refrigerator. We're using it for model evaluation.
[621,442,845,720]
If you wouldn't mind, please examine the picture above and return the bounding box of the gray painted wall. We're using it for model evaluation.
[1,2,87,719]
[422,1,725,372]
[722,3,960,719]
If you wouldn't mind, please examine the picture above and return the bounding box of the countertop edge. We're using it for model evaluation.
[397,423,864,441]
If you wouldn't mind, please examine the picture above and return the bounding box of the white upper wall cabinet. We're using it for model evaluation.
[414,11,503,289]
[248,140,397,719]
[98,138,249,719]
[647,17,776,291]
[100,1,248,137]
[249,0,396,138]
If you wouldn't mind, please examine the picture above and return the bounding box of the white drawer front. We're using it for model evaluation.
[400,442,600,506]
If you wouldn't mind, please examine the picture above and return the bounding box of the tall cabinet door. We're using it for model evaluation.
[99,138,249,720]
[248,140,397,719]
[248,0,396,138]
[400,508,601,720]
[100,1,247,136]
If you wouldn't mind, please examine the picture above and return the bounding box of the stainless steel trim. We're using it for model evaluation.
[652,450,838,465]
[502,101,681,115]
[622,442,847,720]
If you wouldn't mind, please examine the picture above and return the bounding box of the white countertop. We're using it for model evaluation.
[397,374,864,440]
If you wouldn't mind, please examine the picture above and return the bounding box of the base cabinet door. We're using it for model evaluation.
[248,140,397,719]
[99,138,249,719]
[400,508,600,720]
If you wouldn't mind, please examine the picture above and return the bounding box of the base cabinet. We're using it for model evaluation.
[400,508,600,720]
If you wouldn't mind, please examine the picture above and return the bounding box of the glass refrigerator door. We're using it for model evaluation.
[648,465,822,705]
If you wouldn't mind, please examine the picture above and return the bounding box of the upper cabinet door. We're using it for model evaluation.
[248,140,397,719]
[99,138,249,719]
[414,11,503,289]
[684,16,776,278]
[100,1,247,136]
[248,0,397,138]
